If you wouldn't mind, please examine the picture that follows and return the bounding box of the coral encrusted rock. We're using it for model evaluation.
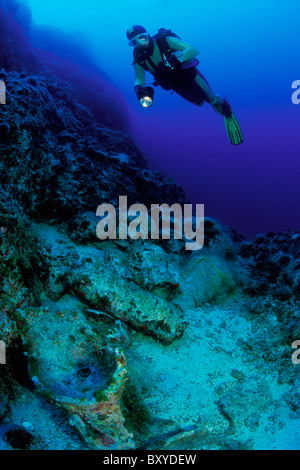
[15,305,135,449]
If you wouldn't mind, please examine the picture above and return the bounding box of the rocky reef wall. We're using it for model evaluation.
[0,0,130,132]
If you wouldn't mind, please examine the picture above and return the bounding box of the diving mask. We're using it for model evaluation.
[129,33,150,47]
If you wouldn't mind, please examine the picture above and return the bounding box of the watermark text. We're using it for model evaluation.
[0,341,6,365]
[96,196,204,251]
[291,80,300,105]
[0,80,6,105]
[292,340,300,365]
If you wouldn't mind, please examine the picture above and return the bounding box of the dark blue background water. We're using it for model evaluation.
[27,0,300,237]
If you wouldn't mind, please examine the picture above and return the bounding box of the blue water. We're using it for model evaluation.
[27,0,300,237]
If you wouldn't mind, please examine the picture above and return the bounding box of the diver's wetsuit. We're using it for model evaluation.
[133,36,222,109]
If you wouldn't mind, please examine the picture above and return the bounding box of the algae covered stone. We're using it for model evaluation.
[174,253,241,310]
[15,305,135,449]
[70,265,187,344]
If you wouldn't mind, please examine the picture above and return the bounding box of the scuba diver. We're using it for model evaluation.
[127,25,243,145]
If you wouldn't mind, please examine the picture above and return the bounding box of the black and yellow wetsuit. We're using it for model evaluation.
[129,28,243,145]
[133,36,221,108]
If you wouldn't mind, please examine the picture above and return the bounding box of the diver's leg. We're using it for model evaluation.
[188,72,244,145]
[173,83,205,106]
[175,70,232,115]
[194,72,233,117]
[194,71,215,103]
[173,71,214,106]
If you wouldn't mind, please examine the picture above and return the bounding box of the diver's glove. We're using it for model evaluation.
[135,85,154,101]
[135,85,146,100]
[158,54,181,70]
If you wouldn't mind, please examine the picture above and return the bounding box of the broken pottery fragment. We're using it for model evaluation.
[15,305,134,449]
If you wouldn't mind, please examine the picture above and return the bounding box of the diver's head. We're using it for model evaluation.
[127,25,150,48]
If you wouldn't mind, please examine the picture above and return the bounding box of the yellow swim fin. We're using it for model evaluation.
[224,113,244,145]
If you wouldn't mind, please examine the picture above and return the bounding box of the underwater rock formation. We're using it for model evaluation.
[0,201,48,313]
[0,0,129,132]
[238,230,300,300]
[0,71,185,222]
[15,305,134,449]
[0,123,10,137]
[70,265,186,345]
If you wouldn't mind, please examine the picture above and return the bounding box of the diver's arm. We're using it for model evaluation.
[133,63,150,102]
[134,63,146,87]
[166,36,199,63]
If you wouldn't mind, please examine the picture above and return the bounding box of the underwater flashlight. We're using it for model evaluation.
[136,86,154,108]
[140,95,153,107]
